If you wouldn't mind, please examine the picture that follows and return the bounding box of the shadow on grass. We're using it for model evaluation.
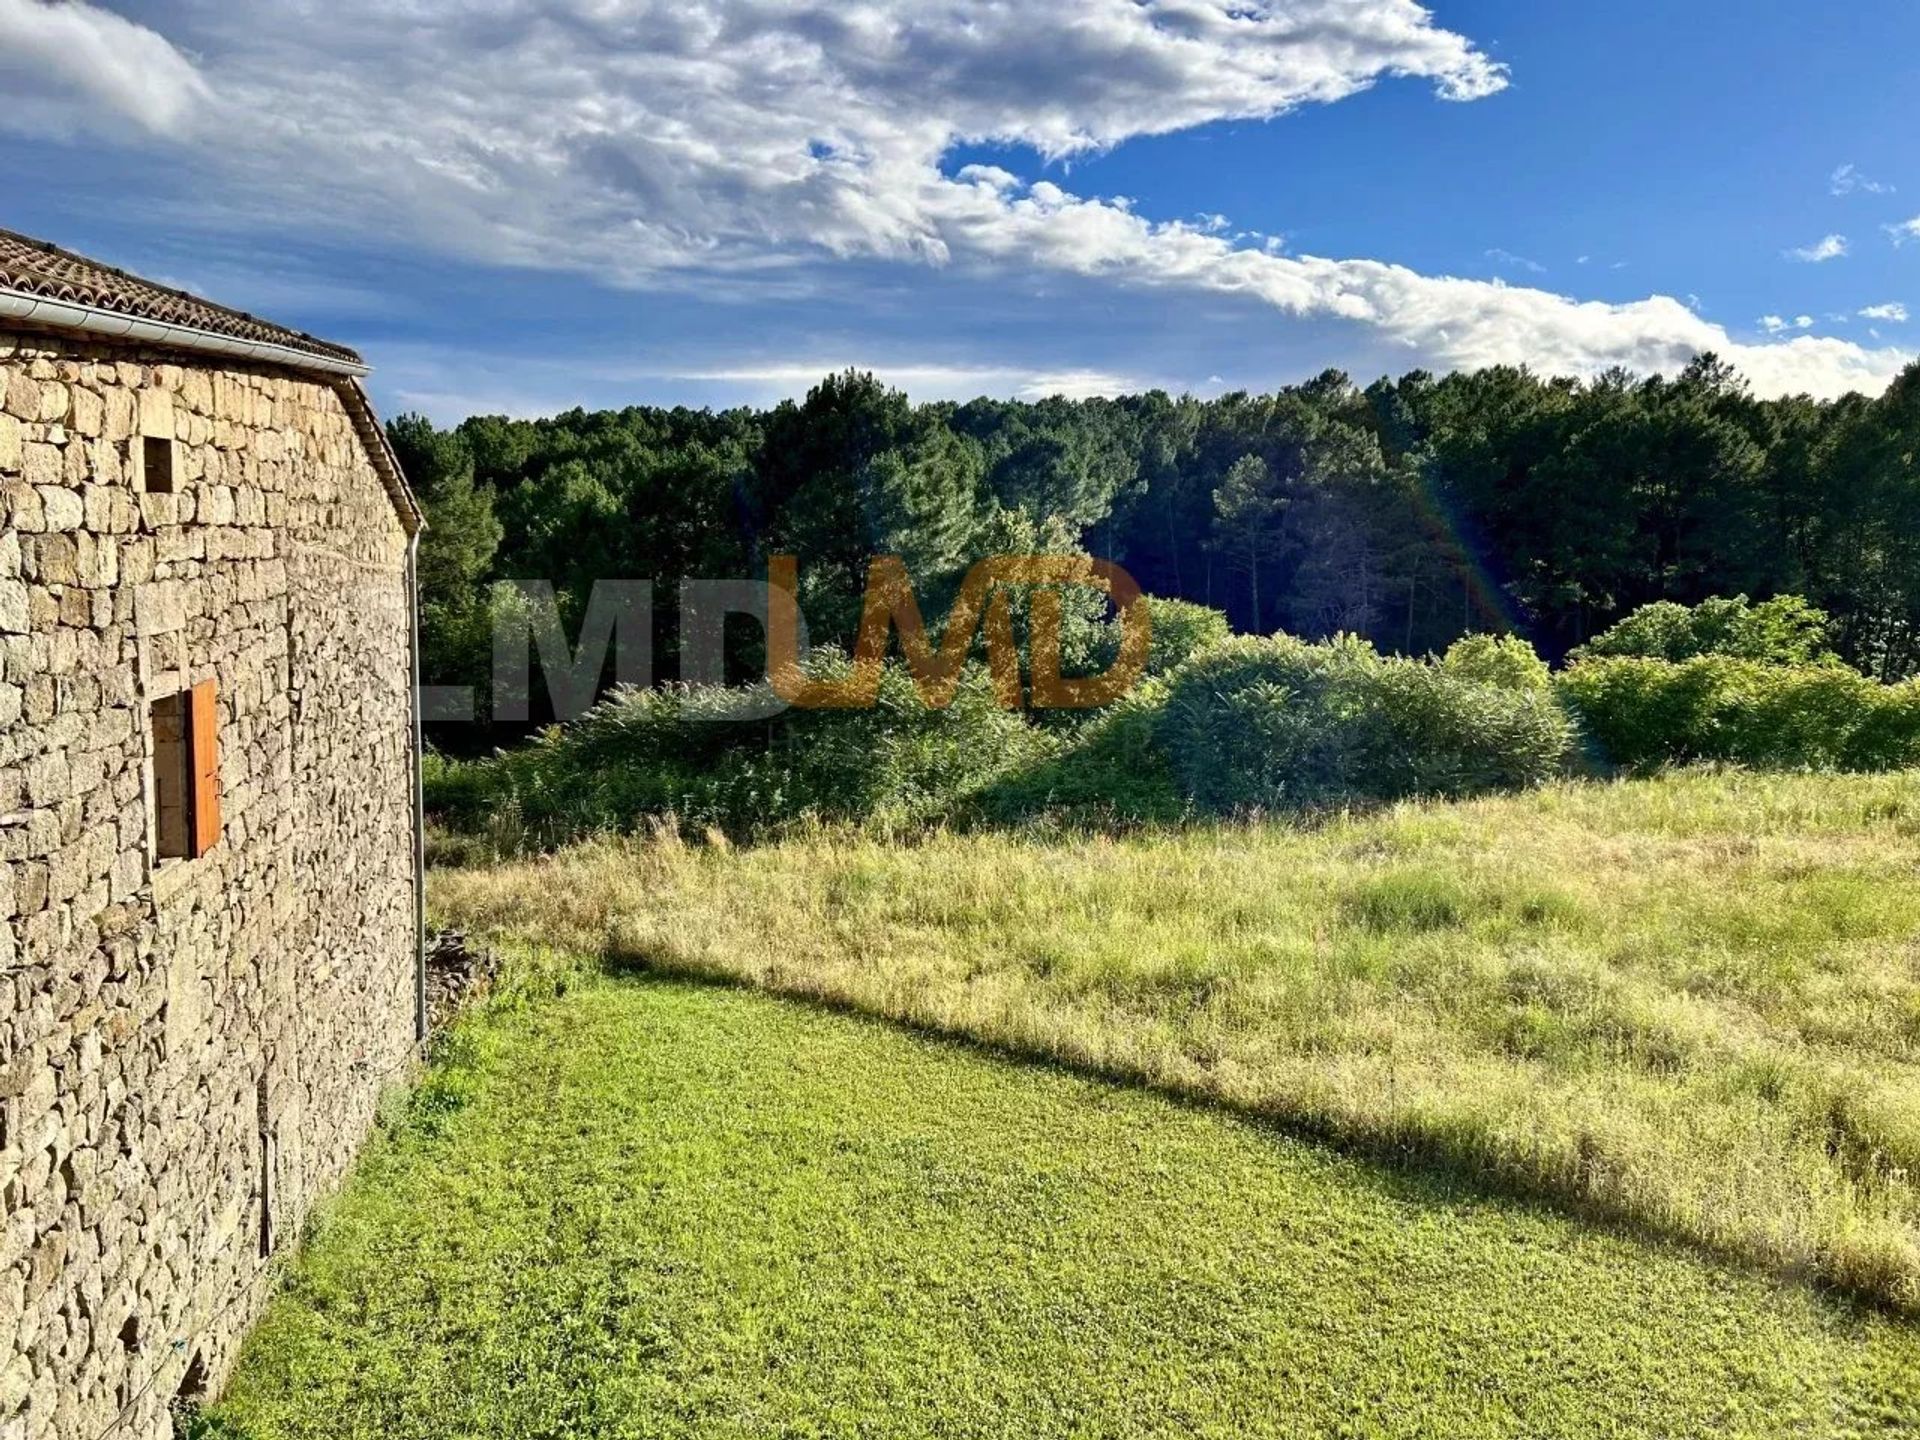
[581,938,1900,1327]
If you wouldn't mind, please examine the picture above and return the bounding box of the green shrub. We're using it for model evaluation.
[433,600,1920,850]
[1573,595,1836,666]
[1845,680,1920,771]
[974,679,1187,825]
[1048,596,1230,730]
[1557,656,1920,771]
[1441,633,1552,691]
[1156,634,1576,814]
[427,652,1052,845]
[421,749,498,829]
[1124,597,1233,676]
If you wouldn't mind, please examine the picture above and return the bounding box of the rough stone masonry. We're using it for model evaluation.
[0,324,421,1435]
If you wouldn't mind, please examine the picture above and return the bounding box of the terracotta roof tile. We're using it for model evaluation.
[0,228,364,369]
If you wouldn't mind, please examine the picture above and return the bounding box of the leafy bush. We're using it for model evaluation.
[1573,595,1837,666]
[1557,656,1920,771]
[998,572,1221,695]
[1131,598,1233,676]
[1441,633,1552,691]
[435,593,1920,851]
[422,748,497,829]
[428,652,1051,845]
[974,679,1188,826]
[1155,634,1576,813]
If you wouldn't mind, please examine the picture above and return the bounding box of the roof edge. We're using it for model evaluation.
[0,227,363,368]
[338,377,426,537]
[0,287,370,377]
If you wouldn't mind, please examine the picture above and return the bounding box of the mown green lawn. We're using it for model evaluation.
[208,974,1919,1438]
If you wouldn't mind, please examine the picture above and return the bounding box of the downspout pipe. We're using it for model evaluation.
[0,288,371,376]
[407,529,429,1047]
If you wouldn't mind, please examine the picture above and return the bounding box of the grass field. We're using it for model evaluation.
[207,975,1920,1438]
[431,770,1920,1310]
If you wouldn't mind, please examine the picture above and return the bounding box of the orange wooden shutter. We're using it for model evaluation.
[188,679,222,858]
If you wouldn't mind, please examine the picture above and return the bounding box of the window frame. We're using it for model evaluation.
[148,676,222,867]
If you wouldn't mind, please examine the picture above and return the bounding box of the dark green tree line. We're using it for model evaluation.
[394,356,1920,743]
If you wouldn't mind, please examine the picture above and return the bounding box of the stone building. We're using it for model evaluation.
[0,230,424,1436]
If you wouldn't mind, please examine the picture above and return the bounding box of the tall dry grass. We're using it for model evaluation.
[431,769,1920,1310]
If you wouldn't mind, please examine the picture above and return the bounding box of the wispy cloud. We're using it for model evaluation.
[1785,234,1849,263]
[1888,217,1920,248]
[1759,314,1815,334]
[672,362,1145,401]
[1830,163,1894,197]
[377,344,1163,421]
[1485,248,1545,274]
[1859,302,1909,323]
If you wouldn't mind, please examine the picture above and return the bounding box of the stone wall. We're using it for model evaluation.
[0,331,419,1437]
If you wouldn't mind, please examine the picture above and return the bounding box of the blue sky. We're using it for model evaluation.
[1,0,1916,419]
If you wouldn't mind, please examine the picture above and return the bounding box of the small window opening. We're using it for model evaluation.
[149,681,221,863]
[151,694,191,861]
[143,436,176,494]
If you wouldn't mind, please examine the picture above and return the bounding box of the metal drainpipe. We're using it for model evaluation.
[407,530,428,1046]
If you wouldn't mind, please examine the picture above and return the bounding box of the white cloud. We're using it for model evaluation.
[378,347,1158,419]
[7,1,1911,401]
[930,176,1907,397]
[1785,234,1849,264]
[1860,302,1909,323]
[1757,314,1814,333]
[672,362,1144,400]
[1485,248,1545,274]
[1830,163,1894,197]
[1014,369,1144,401]
[0,0,208,136]
[125,0,1509,281]
[1889,218,1920,247]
